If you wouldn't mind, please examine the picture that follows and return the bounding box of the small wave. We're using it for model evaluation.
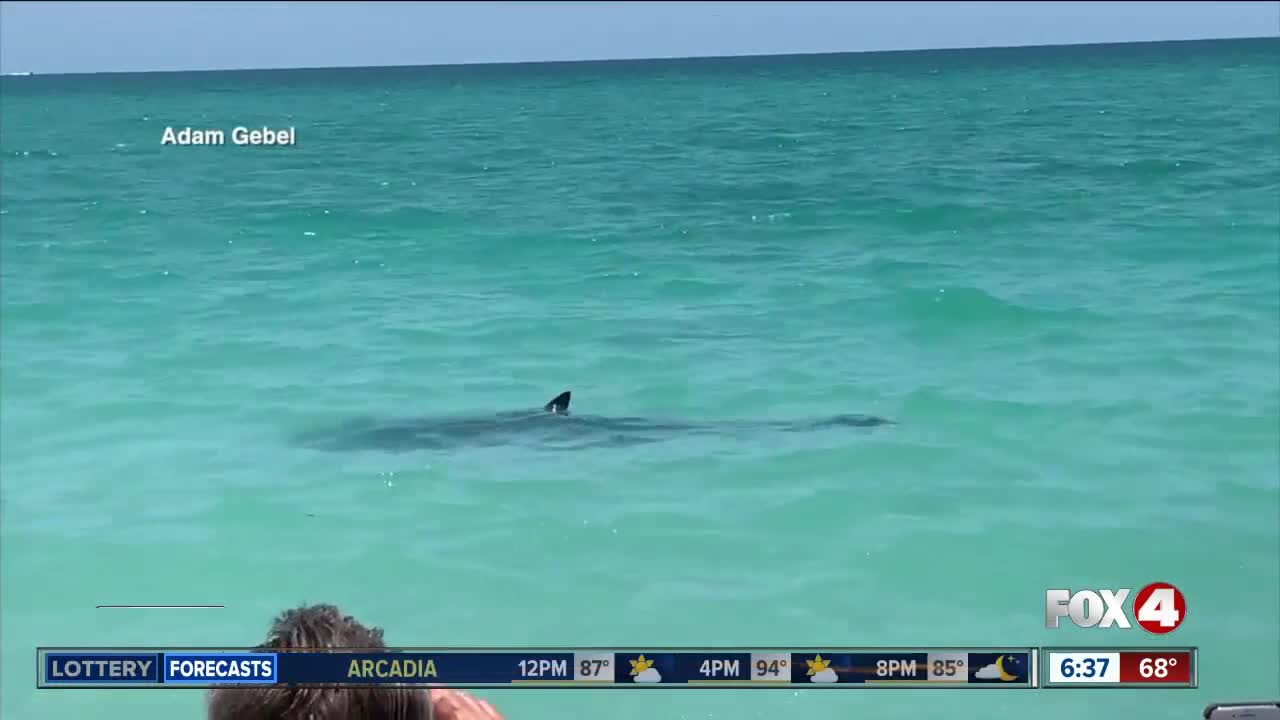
[897,285,1102,334]
[5,149,61,159]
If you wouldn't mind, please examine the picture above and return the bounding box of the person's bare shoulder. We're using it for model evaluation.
[429,689,505,720]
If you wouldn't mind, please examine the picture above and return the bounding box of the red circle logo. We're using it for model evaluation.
[1133,582,1187,634]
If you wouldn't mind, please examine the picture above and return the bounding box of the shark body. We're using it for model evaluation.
[297,391,894,452]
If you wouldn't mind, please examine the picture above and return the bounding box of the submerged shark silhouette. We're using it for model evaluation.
[296,391,895,452]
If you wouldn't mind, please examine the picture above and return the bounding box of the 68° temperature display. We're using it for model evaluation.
[1044,649,1196,688]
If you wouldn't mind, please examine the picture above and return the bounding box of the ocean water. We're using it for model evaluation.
[2,39,1277,719]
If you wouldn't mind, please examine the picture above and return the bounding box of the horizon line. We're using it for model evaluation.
[3,34,1275,78]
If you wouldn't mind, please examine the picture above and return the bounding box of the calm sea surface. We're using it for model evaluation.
[2,39,1278,719]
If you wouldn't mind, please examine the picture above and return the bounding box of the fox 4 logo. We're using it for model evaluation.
[1045,582,1187,634]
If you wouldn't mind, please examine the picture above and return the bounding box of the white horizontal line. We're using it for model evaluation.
[95,605,225,609]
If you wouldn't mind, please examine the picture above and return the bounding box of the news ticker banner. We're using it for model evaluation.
[40,647,1035,689]
[35,646,1196,690]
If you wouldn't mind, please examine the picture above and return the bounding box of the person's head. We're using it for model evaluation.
[207,604,432,720]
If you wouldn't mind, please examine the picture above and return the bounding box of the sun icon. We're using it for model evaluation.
[629,655,654,676]
[806,655,831,676]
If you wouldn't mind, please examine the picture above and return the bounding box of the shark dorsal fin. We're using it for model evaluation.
[544,391,571,414]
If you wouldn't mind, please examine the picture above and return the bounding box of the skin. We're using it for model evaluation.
[430,689,505,720]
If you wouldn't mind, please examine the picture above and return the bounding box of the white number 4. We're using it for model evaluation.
[1137,588,1180,627]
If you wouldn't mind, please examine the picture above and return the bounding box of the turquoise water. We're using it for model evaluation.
[2,39,1278,719]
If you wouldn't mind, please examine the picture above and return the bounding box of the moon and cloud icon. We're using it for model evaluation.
[806,655,839,683]
[974,655,1024,682]
[629,655,662,683]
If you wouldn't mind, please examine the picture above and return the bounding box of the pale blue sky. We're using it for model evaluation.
[1,1,1277,74]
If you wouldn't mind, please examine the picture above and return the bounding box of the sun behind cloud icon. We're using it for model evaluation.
[811,667,838,683]
[806,655,838,683]
[629,655,662,683]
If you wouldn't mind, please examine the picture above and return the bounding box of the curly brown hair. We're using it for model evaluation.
[206,604,433,720]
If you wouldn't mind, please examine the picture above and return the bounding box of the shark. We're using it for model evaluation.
[295,391,895,452]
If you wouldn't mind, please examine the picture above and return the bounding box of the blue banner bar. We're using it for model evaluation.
[44,653,161,685]
[163,653,278,684]
[36,648,1039,688]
